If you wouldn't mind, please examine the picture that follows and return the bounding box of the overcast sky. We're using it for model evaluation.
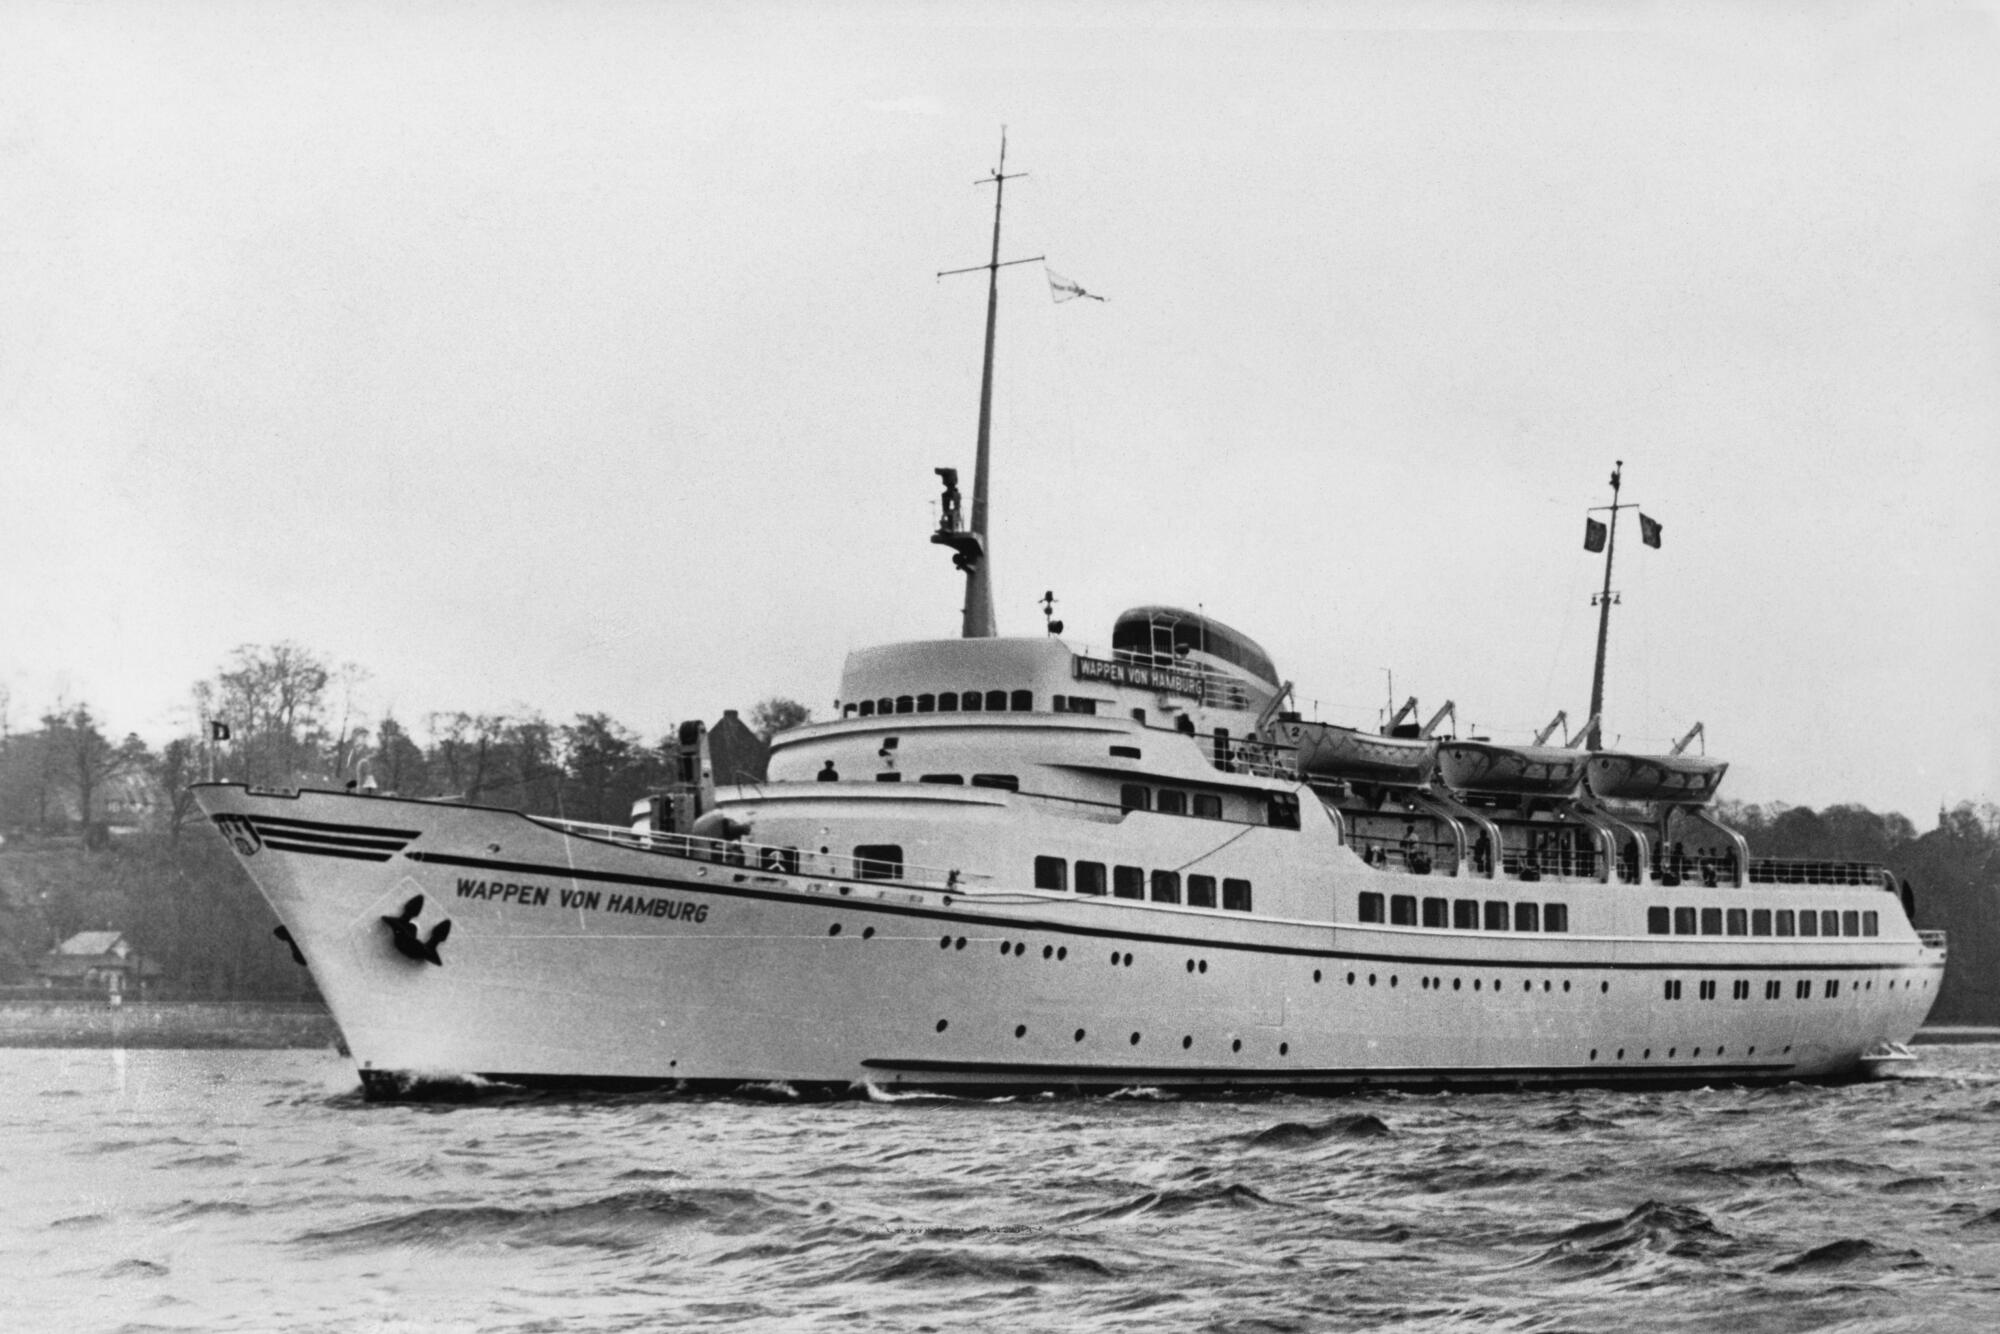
[3,1,1995,823]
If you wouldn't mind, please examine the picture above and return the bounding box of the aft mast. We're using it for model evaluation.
[1582,462,1663,751]
[933,130,1043,638]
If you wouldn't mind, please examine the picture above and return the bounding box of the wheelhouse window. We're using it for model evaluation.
[1798,911,1819,938]
[1484,901,1509,931]
[1453,899,1479,930]
[1390,894,1417,926]
[1151,870,1181,903]
[1514,902,1540,932]
[1359,891,1385,923]
[1156,789,1187,815]
[971,774,1019,791]
[1222,878,1252,912]
[875,772,902,782]
[1673,907,1697,935]
[1726,908,1747,936]
[1193,793,1223,820]
[853,844,903,881]
[1188,874,1217,908]
[938,692,959,711]
[896,696,914,714]
[858,700,876,717]
[1075,861,1107,896]
[919,773,963,784]
[985,690,1007,711]
[1752,909,1772,936]
[1700,908,1722,936]
[1823,910,1842,936]
[1422,897,1447,928]
[1543,903,1569,932]
[1010,689,1033,711]
[1775,909,1796,936]
[1113,866,1145,899]
[962,690,984,712]
[1266,793,1300,830]
[877,697,893,715]
[917,693,936,713]
[1647,906,1670,935]
[1034,856,1067,892]
[1862,910,1879,936]
[1121,784,1151,812]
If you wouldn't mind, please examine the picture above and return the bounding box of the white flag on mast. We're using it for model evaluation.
[1046,268,1105,303]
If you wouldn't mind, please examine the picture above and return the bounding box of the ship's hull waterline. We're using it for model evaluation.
[198,784,1943,1099]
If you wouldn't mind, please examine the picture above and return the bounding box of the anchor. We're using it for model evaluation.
[380,894,453,966]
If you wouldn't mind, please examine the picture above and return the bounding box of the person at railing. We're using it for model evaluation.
[818,760,840,782]
[1472,831,1492,874]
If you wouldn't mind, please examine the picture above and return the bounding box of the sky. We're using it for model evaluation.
[2,0,1995,823]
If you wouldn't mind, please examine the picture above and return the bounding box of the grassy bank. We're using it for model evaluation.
[0,1000,341,1049]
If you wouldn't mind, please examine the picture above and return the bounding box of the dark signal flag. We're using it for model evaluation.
[1639,513,1663,548]
[1584,518,1607,553]
[210,721,231,742]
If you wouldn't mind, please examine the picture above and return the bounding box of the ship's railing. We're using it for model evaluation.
[1742,856,1886,887]
[530,815,975,892]
[1207,734,1297,780]
[1111,648,1256,710]
[1917,930,1947,951]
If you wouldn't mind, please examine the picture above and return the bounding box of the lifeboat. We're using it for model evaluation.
[1437,741,1587,797]
[1584,751,1728,804]
[1271,720,1436,786]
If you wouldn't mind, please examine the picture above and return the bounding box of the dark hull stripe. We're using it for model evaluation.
[260,839,395,862]
[860,1056,1796,1081]
[402,850,1927,975]
[243,814,421,839]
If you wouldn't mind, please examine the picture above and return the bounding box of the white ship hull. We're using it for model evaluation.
[197,781,1945,1098]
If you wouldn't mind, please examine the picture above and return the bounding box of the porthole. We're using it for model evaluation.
[955,937,966,951]
[1694,1048,1702,1057]
[1124,953,1134,966]
[1748,1045,1756,1055]
[829,924,842,936]
[1668,1047,1677,1058]
[1474,979,1482,991]
[1014,942,1026,956]
[1182,1036,1193,1050]
[1014,1024,1027,1039]
[1042,945,1053,959]
[1231,1038,1242,1052]
[1561,980,1569,992]
[1057,947,1068,961]
[862,927,875,939]
[1390,976,1398,988]
[1453,978,1462,991]
[1074,1028,1086,1042]
[939,935,951,949]
[1369,973,1377,986]
[1643,1049,1651,1058]
[1346,972,1356,985]
[1110,951,1121,965]
[1129,1032,1141,1046]
[1198,961,1208,974]
[1616,1048,1624,1059]
[1279,1042,1290,1056]
[1313,969,1322,983]
[936,1019,948,1032]
[1717,1046,1725,1056]
[998,942,1009,956]
[1543,980,1552,992]
[1186,960,1195,973]
[1523,980,1531,993]
[1600,981,1609,994]
[1589,1049,1597,1060]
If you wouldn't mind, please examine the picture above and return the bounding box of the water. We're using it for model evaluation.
[7,1046,2000,1332]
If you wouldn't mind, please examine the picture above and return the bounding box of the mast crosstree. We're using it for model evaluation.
[932,129,1044,639]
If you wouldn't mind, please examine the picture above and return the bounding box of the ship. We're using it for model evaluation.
[195,140,1945,1099]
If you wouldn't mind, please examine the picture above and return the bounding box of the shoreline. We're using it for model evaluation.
[0,999,340,1049]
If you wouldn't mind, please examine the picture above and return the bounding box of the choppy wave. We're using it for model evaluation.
[8,1044,2000,1333]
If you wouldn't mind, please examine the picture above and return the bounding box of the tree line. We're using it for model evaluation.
[0,642,809,997]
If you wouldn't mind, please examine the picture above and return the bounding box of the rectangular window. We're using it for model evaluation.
[961,690,983,712]
[1113,865,1145,899]
[1700,908,1723,936]
[1775,909,1796,936]
[1752,909,1772,937]
[1187,874,1217,908]
[857,700,875,716]
[1484,901,1510,931]
[1421,897,1448,928]
[1648,906,1671,935]
[1799,911,1819,938]
[1862,911,1879,937]
[853,844,904,881]
[1075,861,1107,896]
[1034,856,1067,892]
[1453,899,1479,930]
[971,774,1019,791]
[1110,745,1142,759]
[896,696,914,714]
[984,690,1007,711]
[1543,903,1569,933]
[916,693,935,713]
[1726,908,1748,936]
[1359,891,1385,923]
[1067,697,1097,716]
[1842,910,1860,937]
[1390,894,1417,926]
[1156,789,1187,815]
[1222,878,1253,912]
[1266,794,1301,829]
[875,771,902,782]
[1120,784,1151,812]
[919,773,964,784]
[938,692,959,711]
[1010,689,1033,711]
[1514,902,1540,932]
[1822,910,1840,937]
[1193,793,1223,820]
[1796,979,1812,999]
[1150,870,1181,903]
[1674,907,1697,935]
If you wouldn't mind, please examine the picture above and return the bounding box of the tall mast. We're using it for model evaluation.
[1585,462,1624,751]
[934,130,1042,638]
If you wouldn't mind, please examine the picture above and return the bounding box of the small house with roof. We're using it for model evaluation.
[35,931,161,997]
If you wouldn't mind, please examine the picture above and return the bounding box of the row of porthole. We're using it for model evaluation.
[1327,969,1607,995]
[934,1018,1288,1056]
[1587,1043,1794,1061]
